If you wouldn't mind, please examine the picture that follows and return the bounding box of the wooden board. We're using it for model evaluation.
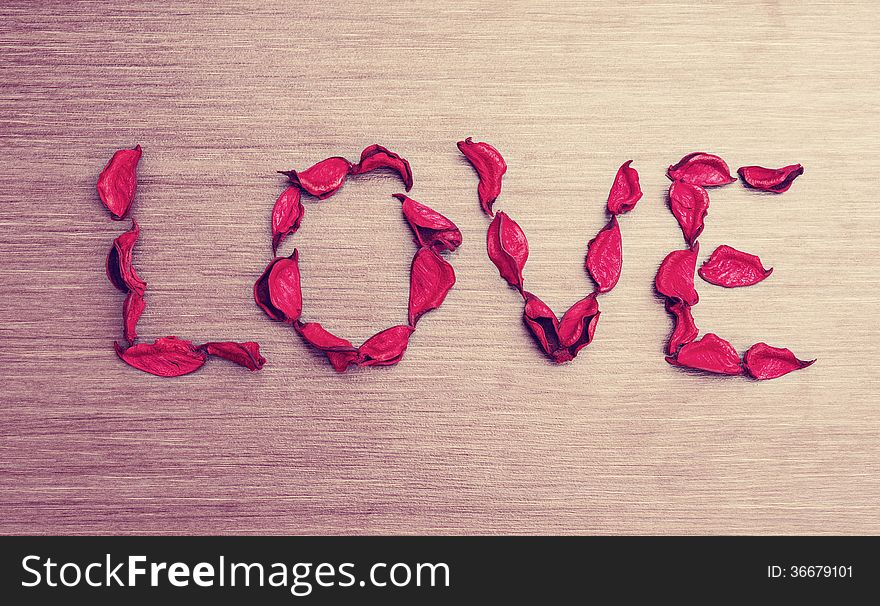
[1,1,878,535]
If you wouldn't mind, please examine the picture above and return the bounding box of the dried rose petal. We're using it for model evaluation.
[97,145,142,220]
[254,250,299,322]
[114,336,207,377]
[457,137,507,216]
[699,245,772,288]
[296,321,355,351]
[271,186,304,254]
[106,220,146,297]
[408,247,456,326]
[106,249,129,292]
[665,333,742,375]
[487,211,528,292]
[655,243,699,306]
[350,144,413,191]
[281,157,351,199]
[668,181,710,247]
[607,160,642,215]
[394,193,462,252]
[322,351,358,372]
[665,299,698,355]
[585,216,622,293]
[200,341,266,371]
[253,249,303,326]
[122,291,145,345]
[556,294,600,358]
[266,249,303,324]
[357,325,414,367]
[295,321,359,372]
[522,292,558,357]
[522,292,599,363]
[743,342,815,380]
[667,152,736,187]
[738,164,804,193]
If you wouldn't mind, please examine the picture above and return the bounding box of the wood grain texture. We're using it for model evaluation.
[1,0,878,535]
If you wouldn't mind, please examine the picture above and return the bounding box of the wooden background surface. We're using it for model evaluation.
[1,1,878,535]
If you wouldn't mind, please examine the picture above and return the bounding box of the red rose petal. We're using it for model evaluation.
[395,193,462,252]
[254,253,296,322]
[665,299,698,355]
[295,321,359,372]
[114,336,207,377]
[606,160,642,215]
[457,137,507,216]
[200,341,266,371]
[668,181,710,247]
[106,220,146,297]
[556,294,600,355]
[585,215,622,293]
[487,211,528,292]
[281,156,351,199]
[295,321,356,351]
[358,325,414,367]
[655,243,699,306]
[271,186,304,254]
[323,351,359,373]
[350,144,413,191]
[743,342,815,380]
[738,164,804,193]
[699,245,773,288]
[665,333,742,375]
[97,144,141,220]
[408,247,456,327]
[267,249,303,324]
[122,291,145,345]
[522,292,559,358]
[667,152,736,187]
